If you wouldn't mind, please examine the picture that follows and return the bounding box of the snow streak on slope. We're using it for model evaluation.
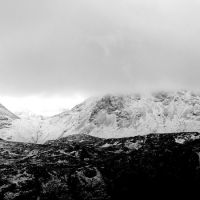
[2,91,200,143]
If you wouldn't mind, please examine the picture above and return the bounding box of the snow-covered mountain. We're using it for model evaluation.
[0,110,45,143]
[41,90,200,142]
[0,103,19,129]
[2,90,200,143]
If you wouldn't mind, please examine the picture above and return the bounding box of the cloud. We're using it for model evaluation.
[0,0,200,98]
[0,94,86,116]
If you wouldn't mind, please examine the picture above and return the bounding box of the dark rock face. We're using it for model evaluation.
[1,132,200,199]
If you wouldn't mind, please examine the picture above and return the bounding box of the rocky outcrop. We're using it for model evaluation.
[1,132,200,199]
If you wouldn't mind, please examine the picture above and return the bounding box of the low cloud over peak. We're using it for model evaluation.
[0,0,200,99]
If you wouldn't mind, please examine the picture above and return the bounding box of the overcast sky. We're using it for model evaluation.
[0,0,200,115]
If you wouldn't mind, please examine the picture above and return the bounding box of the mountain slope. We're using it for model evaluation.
[39,90,200,142]
[2,90,200,143]
[0,103,19,130]
[1,132,200,199]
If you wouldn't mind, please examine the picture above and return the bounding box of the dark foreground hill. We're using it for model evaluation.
[1,132,200,199]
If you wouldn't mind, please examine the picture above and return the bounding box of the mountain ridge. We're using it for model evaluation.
[2,90,200,143]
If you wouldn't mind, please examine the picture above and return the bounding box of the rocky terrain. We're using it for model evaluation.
[1,132,200,199]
